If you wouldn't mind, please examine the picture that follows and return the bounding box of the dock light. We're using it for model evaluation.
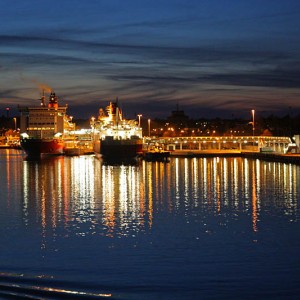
[251,109,255,136]
[137,114,142,127]
[148,119,151,137]
[91,116,95,128]
[13,117,17,130]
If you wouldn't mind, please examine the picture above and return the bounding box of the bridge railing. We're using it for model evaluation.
[143,136,291,153]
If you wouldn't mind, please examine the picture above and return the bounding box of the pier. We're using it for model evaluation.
[144,135,292,153]
[143,135,300,164]
[167,149,300,164]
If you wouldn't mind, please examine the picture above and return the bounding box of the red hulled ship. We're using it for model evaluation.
[19,92,72,157]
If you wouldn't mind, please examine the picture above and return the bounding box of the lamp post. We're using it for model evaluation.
[148,119,151,137]
[137,114,142,127]
[13,117,17,130]
[251,109,255,137]
[91,117,95,142]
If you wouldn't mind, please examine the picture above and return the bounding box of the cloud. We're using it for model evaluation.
[1,24,300,119]
[197,69,300,89]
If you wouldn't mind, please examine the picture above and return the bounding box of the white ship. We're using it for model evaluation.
[91,100,143,163]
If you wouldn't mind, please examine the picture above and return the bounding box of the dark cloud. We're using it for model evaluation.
[0,33,291,63]
[107,63,300,90]
[0,89,18,100]
[198,69,300,89]
[1,52,90,66]
[1,0,300,119]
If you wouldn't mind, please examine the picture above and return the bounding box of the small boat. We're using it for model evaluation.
[64,141,94,156]
[143,149,170,162]
[64,147,83,156]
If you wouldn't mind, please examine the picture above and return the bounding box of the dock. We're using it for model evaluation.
[169,150,300,164]
[241,151,300,164]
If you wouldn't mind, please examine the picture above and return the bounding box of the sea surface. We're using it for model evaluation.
[0,149,300,299]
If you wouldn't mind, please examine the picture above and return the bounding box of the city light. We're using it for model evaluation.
[137,114,142,127]
[251,109,255,137]
[148,119,151,137]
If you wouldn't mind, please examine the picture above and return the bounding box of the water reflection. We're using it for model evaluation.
[1,149,24,218]
[101,164,147,237]
[18,155,300,245]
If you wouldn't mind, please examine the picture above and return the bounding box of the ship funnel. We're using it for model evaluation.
[48,92,58,109]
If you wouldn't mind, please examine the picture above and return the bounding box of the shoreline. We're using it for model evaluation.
[170,150,300,164]
[2,148,300,164]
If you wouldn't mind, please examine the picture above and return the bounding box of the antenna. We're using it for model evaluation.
[40,89,46,106]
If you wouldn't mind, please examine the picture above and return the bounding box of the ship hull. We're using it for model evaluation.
[98,138,143,163]
[20,138,64,157]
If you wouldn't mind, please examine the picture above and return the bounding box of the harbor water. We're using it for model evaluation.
[0,149,300,299]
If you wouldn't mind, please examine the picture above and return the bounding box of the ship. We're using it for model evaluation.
[19,92,73,157]
[92,100,143,163]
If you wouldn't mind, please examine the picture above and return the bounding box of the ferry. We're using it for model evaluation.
[91,100,143,163]
[19,92,73,157]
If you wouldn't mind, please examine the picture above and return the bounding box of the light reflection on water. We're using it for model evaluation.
[1,150,300,299]
[19,155,300,237]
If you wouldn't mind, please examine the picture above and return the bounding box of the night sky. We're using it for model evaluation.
[1,0,300,119]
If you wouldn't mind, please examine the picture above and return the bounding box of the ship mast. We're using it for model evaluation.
[40,90,46,107]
